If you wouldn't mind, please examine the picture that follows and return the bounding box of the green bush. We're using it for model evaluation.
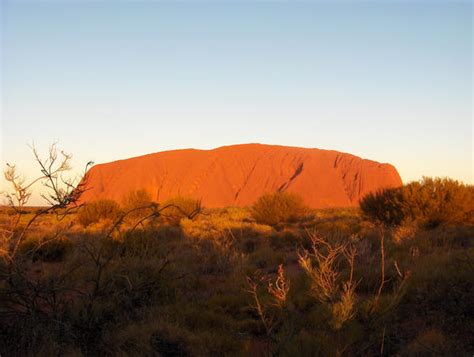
[78,199,121,227]
[360,177,474,228]
[251,191,308,226]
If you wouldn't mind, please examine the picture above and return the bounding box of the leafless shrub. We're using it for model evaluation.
[246,264,290,337]
[298,233,358,330]
[298,234,345,303]
[0,143,93,353]
[331,280,357,330]
[246,273,276,336]
[267,264,290,308]
[2,142,92,261]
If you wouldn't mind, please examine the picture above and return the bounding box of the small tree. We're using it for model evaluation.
[251,191,308,226]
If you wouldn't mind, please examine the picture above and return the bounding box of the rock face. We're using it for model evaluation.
[79,144,402,208]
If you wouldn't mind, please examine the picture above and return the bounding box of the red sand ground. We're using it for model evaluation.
[78,143,402,208]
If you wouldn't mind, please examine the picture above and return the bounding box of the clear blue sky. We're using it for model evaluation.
[1,0,472,204]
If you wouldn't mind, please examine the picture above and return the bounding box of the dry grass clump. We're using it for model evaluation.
[77,199,121,227]
[251,191,309,227]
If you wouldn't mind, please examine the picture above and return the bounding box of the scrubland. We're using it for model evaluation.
[1,183,473,356]
[1,147,473,356]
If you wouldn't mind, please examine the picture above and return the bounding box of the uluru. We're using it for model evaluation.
[78,144,402,209]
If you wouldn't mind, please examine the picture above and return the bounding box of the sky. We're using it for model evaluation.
[0,0,472,205]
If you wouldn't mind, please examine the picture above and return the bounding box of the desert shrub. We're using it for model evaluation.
[252,191,308,226]
[161,196,202,225]
[122,189,155,219]
[360,177,474,228]
[240,231,265,254]
[391,224,417,244]
[121,225,184,258]
[105,306,241,356]
[402,177,474,228]
[18,235,72,262]
[194,235,242,275]
[402,328,452,356]
[248,244,284,270]
[269,229,303,250]
[77,199,121,227]
[149,327,190,356]
[359,187,405,226]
